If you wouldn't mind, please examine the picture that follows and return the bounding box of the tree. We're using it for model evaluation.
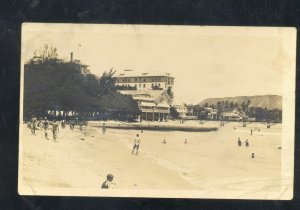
[99,93,140,113]
[216,101,223,118]
[170,106,179,118]
[225,100,229,108]
[167,87,174,100]
[241,101,246,112]
[24,47,140,120]
[230,102,234,109]
[234,102,238,108]
[192,105,203,116]
[98,68,117,96]
[24,60,101,118]
[28,44,61,64]
[246,99,251,113]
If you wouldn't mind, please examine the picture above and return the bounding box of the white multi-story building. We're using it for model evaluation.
[116,70,175,121]
[174,103,188,117]
[115,70,174,91]
[204,107,218,120]
[221,109,243,120]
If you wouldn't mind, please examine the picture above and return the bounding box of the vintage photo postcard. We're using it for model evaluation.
[19,23,296,199]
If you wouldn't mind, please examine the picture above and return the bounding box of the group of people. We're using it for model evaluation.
[28,116,59,141]
[237,137,249,147]
[161,138,188,144]
[131,132,189,156]
[237,137,255,158]
[27,116,87,141]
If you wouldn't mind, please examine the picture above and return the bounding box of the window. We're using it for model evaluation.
[139,84,141,88]
[135,78,137,82]
[158,83,160,87]
[143,84,146,88]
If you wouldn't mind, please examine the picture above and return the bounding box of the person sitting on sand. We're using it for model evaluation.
[245,139,249,147]
[132,134,141,155]
[101,174,114,189]
[251,153,255,158]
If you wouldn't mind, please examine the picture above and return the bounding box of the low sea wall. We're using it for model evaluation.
[92,122,218,132]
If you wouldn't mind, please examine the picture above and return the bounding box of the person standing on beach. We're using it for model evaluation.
[245,139,249,147]
[70,120,75,130]
[238,137,241,146]
[30,116,37,135]
[61,119,66,129]
[132,134,141,155]
[79,121,83,131]
[101,174,114,189]
[102,123,106,134]
[43,117,49,139]
[250,129,253,135]
[51,121,59,141]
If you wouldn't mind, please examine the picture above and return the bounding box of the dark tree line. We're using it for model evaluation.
[23,46,140,120]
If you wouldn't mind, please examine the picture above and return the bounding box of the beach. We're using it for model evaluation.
[20,120,282,197]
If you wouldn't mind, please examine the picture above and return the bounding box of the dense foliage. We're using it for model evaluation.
[170,106,179,118]
[23,46,140,119]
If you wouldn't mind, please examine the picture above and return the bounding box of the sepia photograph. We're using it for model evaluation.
[18,23,296,199]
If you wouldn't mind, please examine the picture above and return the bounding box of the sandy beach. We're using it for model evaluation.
[19,120,282,198]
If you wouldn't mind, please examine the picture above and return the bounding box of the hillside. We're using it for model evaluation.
[198,95,282,110]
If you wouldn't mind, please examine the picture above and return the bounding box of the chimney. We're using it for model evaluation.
[70,52,73,62]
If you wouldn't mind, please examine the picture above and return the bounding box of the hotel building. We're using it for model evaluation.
[116,70,175,121]
[115,70,174,91]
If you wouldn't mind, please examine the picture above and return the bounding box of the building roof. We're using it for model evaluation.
[117,70,174,78]
[157,102,170,108]
[140,102,156,107]
[118,90,172,104]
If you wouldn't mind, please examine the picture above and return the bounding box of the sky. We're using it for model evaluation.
[22,24,291,104]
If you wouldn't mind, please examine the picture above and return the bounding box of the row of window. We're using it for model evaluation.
[140,106,169,110]
[117,77,173,83]
[120,83,165,88]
